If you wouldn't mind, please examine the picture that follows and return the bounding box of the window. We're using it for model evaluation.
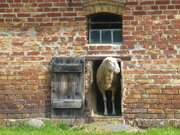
[88,13,122,44]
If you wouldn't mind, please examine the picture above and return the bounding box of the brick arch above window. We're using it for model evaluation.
[83,0,125,16]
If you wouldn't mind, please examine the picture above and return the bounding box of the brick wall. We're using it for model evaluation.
[0,0,180,127]
[122,0,180,127]
[0,0,87,119]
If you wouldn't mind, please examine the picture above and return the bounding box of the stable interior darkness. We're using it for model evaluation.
[92,60,122,116]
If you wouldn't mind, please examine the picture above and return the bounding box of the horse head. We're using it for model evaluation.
[103,57,120,74]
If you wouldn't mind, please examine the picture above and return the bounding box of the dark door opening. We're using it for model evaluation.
[92,60,122,116]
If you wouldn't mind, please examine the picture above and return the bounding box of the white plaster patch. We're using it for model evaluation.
[153,20,160,24]
[175,15,180,19]
[133,42,145,51]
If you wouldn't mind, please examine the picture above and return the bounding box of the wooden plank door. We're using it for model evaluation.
[51,57,85,118]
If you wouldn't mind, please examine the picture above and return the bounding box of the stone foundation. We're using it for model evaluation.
[130,119,180,128]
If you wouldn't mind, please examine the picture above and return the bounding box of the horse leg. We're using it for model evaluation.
[112,90,116,115]
[102,91,108,115]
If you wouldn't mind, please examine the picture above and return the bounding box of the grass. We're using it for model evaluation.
[0,122,180,135]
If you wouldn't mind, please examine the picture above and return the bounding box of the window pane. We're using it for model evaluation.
[102,31,111,43]
[113,30,122,43]
[90,31,100,43]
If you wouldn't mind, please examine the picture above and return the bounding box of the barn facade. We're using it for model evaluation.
[0,0,180,127]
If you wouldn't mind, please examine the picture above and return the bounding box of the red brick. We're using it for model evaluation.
[6,0,13,2]
[126,2,138,5]
[96,46,112,50]
[38,3,52,7]
[136,6,143,10]
[134,11,146,15]
[63,12,77,16]
[0,4,9,8]
[156,0,170,5]
[3,14,16,17]
[27,52,40,55]
[175,5,180,9]
[14,0,21,2]
[148,11,162,15]
[12,52,24,56]
[163,89,179,95]
[17,13,31,17]
[168,5,175,9]
[47,13,61,17]
[172,0,180,4]
[124,36,135,41]
[159,6,168,9]
[10,3,23,7]
[141,1,155,5]
[123,16,134,20]
[39,23,53,26]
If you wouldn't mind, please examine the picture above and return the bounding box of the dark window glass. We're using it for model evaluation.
[102,30,111,43]
[91,23,121,29]
[90,13,122,22]
[113,30,122,43]
[90,31,100,43]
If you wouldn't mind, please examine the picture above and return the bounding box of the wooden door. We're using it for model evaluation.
[51,57,85,118]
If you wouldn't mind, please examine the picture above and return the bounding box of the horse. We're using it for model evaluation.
[96,57,120,115]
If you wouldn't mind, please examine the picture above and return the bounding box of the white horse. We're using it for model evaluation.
[96,57,120,115]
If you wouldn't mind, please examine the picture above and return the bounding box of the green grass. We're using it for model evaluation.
[0,122,180,135]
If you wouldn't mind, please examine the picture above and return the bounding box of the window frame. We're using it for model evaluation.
[88,13,122,45]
